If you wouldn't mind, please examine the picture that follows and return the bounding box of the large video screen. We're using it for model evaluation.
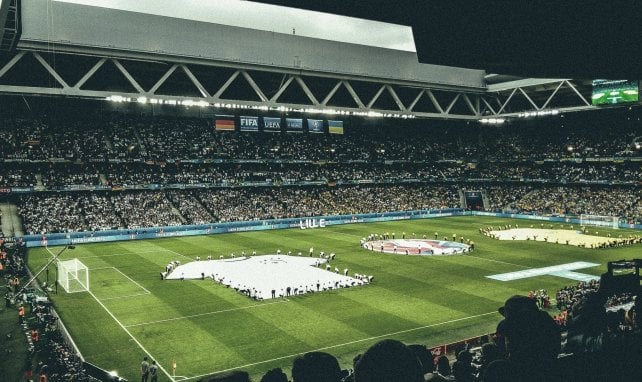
[592,79,639,106]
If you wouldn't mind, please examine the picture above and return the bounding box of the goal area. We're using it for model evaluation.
[58,258,90,293]
[579,214,619,230]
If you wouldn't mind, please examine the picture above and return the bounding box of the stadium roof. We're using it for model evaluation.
[254,0,642,79]
[0,0,637,120]
[55,0,418,53]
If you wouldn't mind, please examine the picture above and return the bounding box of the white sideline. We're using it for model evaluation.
[124,299,290,328]
[181,311,498,381]
[46,248,177,382]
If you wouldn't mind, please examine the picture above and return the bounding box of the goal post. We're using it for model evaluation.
[57,259,90,293]
[579,214,619,230]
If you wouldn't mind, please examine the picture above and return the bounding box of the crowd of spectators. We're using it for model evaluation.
[13,185,460,234]
[1,112,642,229]
[10,182,642,234]
[513,186,641,218]
[0,112,640,162]
[19,194,86,235]
[4,161,642,188]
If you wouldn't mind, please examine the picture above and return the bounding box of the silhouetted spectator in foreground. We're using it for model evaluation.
[476,343,500,380]
[354,339,424,382]
[435,355,454,381]
[198,370,250,382]
[408,344,448,381]
[261,367,289,382]
[292,351,342,382]
[483,309,562,382]
[494,295,538,356]
[452,350,475,382]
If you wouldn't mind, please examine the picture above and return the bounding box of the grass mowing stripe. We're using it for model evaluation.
[462,254,531,268]
[31,216,638,381]
[124,299,290,328]
[182,311,498,381]
[80,249,162,258]
[162,247,194,261]
[45,248,177,382]
[111,266,151,294]
[99,292,151,302]
[85,289,176,382]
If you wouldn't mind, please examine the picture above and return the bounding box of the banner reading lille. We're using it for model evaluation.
[215,115,235,131]
[307,119,324,133]
[263,117,282,132]
[328,120,344,135]
[286,118,303,133]
[240,116,259,132]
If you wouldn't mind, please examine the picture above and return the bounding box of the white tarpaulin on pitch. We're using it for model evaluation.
[166,255,366,300]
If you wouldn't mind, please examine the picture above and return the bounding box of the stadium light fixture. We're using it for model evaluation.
[104,94,417,119]
[480,118,506,124]
[517,109,559,118]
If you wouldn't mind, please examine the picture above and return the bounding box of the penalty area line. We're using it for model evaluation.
[181,311,498,381]
[45,248,177,382]
[111,266,151,294]
[124,299,290,328]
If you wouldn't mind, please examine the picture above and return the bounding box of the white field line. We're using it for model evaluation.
[81,248,189,259]
[464,255,531,269]
[163,248,194,261]
[81,249,163,258]
[45,248,176,382]
[89,266,119,271]
[124,299,290,328]
[86,289,176,382]
[111,266,151,294]
[181,311,498,381]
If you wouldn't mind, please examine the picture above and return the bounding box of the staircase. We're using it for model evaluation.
[481,190,490,211]
[458,189,466,209]
[0,203,24,237]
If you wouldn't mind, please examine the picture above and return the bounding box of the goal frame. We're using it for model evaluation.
[57,258,90,293]
[579,214,619,230]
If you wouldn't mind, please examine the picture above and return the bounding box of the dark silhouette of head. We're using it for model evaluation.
[504,309,561,362]
[498,295,538,318]
[199,370,250,382]
[292,351,342,382]
[261,367,289,382]
[407,344,434,374]
[436,355,451,376]
[354,339,424,382]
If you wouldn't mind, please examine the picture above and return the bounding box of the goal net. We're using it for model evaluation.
[58,259,90,293]
[579,214,619,230]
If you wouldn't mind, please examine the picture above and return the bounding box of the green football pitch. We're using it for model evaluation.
[26,216,642,381]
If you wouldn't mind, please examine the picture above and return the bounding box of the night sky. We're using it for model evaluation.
[251,0,642,79]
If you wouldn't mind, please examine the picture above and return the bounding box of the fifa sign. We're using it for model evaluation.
[299,218,326,229]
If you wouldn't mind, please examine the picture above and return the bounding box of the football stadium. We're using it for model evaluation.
[1,1,642,381]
